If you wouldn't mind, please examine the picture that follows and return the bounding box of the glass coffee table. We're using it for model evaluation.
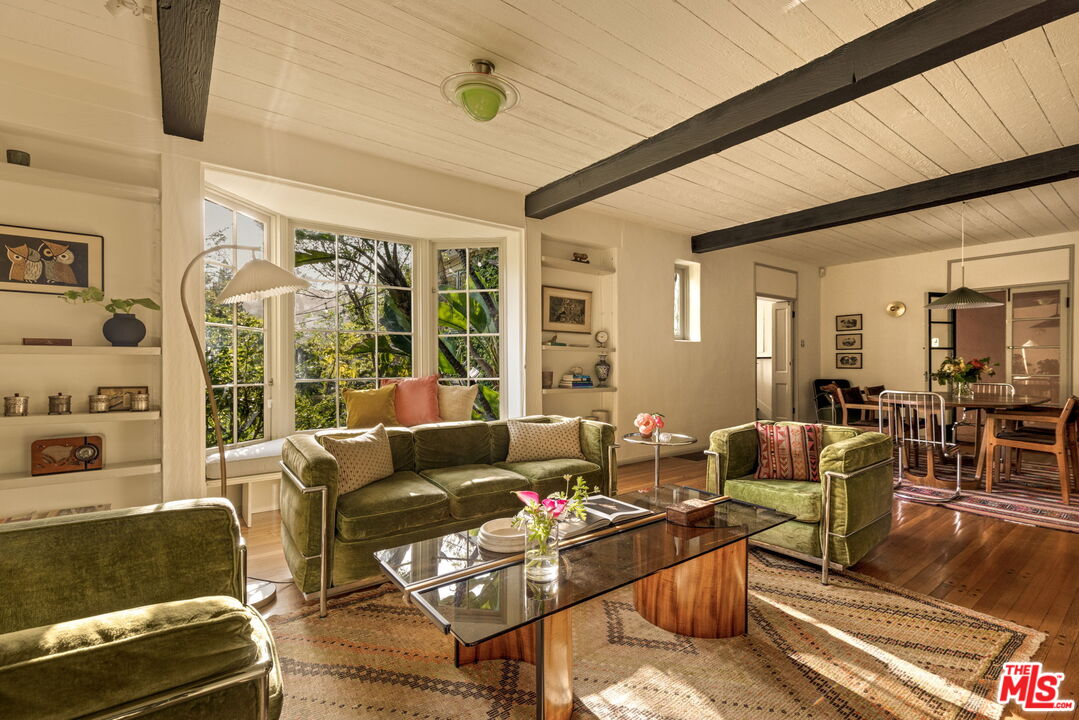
[376,486,792,720]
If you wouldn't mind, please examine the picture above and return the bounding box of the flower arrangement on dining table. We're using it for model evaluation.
[512,475,596,580]
[634,412,665,438]
[933,356,996,395]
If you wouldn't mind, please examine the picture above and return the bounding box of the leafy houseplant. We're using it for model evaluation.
[934,356,996,398]
[548,475,598,524]
[61,287,161,347]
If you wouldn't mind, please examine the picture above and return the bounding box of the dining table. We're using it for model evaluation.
[867,392,1051,484]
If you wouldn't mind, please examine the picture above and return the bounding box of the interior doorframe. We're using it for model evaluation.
[754,263,799,421]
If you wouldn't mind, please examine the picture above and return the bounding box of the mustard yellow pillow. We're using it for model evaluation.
[343,385,398,429]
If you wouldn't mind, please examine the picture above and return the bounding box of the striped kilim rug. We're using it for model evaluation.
[269,549,1042,720]
[896,454,1079,533]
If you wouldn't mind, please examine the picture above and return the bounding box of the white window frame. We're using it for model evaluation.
[674,264,689,340]
[201,191,274,449]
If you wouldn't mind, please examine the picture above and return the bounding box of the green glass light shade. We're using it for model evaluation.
[456,83,506,122]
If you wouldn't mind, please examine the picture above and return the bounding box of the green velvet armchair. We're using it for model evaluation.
[0,499,282,720]
[706,421,893,583]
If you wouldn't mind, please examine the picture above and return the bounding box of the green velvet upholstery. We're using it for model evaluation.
[280,416,618,597]
[335,471,450,540]
[496,458,602,498]
[0,500,281,720]
[708,421,893,569]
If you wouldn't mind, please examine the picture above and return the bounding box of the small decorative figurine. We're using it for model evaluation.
[571,252,590,264]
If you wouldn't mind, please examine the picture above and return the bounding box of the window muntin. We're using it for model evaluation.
[436,247,501,420]
[293,228,414,430]
[203,198,267,448]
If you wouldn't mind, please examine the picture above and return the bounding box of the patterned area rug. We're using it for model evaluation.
[897,454,1078,532]
[269,550,1042,719]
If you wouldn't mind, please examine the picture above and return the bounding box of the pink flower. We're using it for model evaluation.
[541,497,568,518]
[637,416,656,434]
[634,413,651,425]
[654,415,665,429]
[515,490,539,506]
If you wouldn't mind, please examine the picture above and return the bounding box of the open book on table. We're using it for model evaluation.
[560,495,652,538]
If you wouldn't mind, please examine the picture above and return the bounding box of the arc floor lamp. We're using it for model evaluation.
[181,244,309,608]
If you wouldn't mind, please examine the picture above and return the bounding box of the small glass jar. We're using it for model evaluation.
[4,393,29,417]
[131,393,150,412]
[88,394,109,413]
[48,392,72,415]
[524,519,560,583]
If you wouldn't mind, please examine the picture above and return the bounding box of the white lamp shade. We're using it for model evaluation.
[216,259,310,304]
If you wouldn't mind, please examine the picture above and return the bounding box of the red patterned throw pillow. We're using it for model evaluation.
[754,422,823,482]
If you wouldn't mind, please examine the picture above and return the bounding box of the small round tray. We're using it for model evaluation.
[477,517,526,553]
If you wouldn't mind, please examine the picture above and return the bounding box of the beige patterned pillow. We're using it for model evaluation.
[438,383,479,422]
[321,424,395,495]
[506,418,584,463]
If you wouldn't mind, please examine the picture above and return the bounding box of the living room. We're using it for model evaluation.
[0,1,1077,719]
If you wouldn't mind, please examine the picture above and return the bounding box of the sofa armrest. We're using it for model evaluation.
[819,432,894,536]
[706,422,759,493]
[0,499,243,635]
[580,420,617,495]
[280,434,338,563]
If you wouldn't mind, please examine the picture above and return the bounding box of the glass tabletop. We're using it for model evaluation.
[375,486,793,646]
[622,431,697,446]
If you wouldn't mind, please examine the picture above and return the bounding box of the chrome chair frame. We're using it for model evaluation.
[704,450,891,585]
[878,390,963,502]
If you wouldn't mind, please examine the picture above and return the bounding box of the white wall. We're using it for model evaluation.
[819,232,1078,394]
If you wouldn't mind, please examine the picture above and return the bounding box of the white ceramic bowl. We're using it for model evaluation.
[478,517,526,553]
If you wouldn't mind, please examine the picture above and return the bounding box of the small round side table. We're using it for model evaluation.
[622,432,697,488]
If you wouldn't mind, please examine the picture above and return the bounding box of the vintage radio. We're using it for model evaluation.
[30,435,103,476]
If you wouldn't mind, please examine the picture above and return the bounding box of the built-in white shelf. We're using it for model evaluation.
[0,163,160,203]
[0,461,162,491]
[541,256,615,275]
[542,344,615,353]
[0,344,161,357]
[542,387,617,395]
[0,410,161,427]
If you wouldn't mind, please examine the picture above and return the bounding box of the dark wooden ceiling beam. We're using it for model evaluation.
[691,144,1079,252]
[524,0,1079,220]
[157,0,221,141]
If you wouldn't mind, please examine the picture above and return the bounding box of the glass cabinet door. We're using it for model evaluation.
[1009,284,1067,403]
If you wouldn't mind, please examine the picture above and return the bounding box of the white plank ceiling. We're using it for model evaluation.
[1,0,1078,265]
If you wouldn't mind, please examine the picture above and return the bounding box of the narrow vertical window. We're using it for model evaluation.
[203,198,267,447]
[674,264,688,340]
[436,246,502,419]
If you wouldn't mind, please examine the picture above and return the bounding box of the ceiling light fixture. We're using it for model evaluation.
[925,202,1004,310]
[440,59,519,122]
[104,0,152,19]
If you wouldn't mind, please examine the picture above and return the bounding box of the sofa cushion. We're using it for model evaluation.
[413,422,491,470]
[317,427,415,472]
[321,424,396,495]
[0,596,262,720]
[506,417,584,462]
[205,438,284,480]
[496,458,601,498]
[438,383,479,422]
[381,374,442,426]
[755,422,822,482]
[724,476,822,523]
[419,464,530,518]
[343,384,398,429]
[335,470,450,541]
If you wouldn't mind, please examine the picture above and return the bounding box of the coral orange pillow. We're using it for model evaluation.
[381,374,442,426]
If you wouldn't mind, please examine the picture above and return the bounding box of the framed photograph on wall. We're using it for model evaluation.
[835,313,862,331]
[835,333,862,350]
[836,353,863,370]
[0,224,103,296]
[542,286,592,333]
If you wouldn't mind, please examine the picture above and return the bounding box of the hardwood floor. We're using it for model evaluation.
[243,456,1079,720]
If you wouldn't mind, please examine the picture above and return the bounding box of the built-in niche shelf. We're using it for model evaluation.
[0,163,160,203]
[0,410,161,427]
[541,344,615,353]
[0,460,162,492]
[541,255,615,276]
[0,344,161,357]
[542,387,617,395]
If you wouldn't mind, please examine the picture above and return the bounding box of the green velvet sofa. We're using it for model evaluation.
[280,416,617,615]
[0,499,281,720]
[706,421,893,583]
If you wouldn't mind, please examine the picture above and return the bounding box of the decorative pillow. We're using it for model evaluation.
[343,385,398,429]
[754,422,823,482]
[321,424,395,494]
[381,375,441,426]
[438,383,479,422]
[506,418,584,463]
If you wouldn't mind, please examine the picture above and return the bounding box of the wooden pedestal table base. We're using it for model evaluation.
[634,538,748,638]
[455,609,573,720]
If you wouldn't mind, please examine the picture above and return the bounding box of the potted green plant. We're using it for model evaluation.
[60,287,161,347]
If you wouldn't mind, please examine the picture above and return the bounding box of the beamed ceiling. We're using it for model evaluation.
[2,0,1078,265]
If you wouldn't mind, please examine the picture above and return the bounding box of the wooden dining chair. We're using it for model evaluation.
[878,391,962,502]
[829,386,883,429]
[984,396,1078,505]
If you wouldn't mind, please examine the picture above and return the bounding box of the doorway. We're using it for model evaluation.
[756,296,795,421]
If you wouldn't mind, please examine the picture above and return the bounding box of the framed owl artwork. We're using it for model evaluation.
[0,224,103,296]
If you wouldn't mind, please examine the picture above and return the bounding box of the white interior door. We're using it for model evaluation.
[771,301,794,421]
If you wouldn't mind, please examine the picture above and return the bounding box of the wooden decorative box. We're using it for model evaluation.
[31,435,103,476]
[665,498,717,526]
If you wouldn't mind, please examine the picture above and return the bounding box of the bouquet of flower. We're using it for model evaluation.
[933,356,996,386]
[512,491,566,556]
[546,474,598,523]
[634,412,665,438]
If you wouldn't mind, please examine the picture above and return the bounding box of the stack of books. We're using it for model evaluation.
[559,373,594,388]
